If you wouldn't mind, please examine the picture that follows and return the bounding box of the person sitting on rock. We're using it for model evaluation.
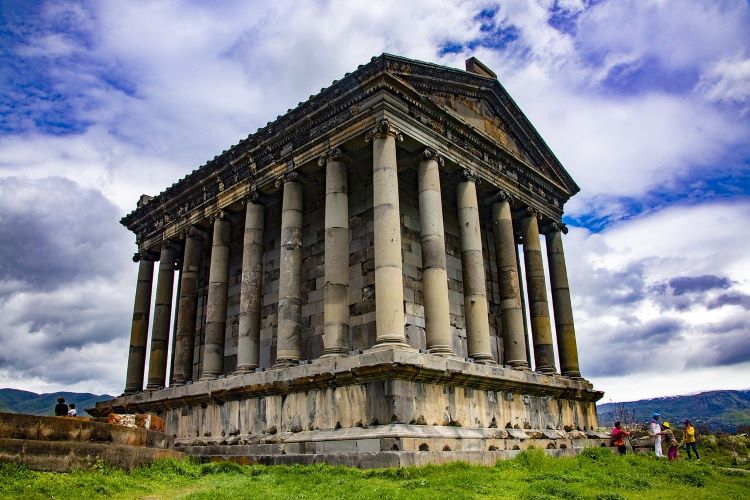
[67,403,77,417]
[54,397,68,416]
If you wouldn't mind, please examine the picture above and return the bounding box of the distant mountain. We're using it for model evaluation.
[0,388,113,417]
[598,389,750,433]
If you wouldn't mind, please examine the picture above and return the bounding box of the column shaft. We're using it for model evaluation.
[457,173,493,362]
[275,178,303,365]
[323,152,350,356]
[417,150,452,355]
[172,230,203,384]
[200,217,231,379]
[236,202,265,371]
[124,258,154,393]
[546,228,581,378]
[146,244,176,389]
[491,198,529,369]
[516,246,532,367]
[371,126,407,346]
[521,211,556,373]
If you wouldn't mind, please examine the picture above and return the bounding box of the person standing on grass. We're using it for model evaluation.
[611,421,631,455]
[661,421,679,461]
[54,397,68,416]
[650,412,663,458]
[683,420,699,460]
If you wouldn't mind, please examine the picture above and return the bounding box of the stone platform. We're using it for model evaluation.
[92,348,606,466]
[0,413,183,471]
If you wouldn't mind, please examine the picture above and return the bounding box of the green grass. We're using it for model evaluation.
[1,448,749,500]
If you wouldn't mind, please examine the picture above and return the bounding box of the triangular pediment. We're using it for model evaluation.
[381,55,579,196]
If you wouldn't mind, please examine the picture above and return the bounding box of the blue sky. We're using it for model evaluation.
[0,0,748,402]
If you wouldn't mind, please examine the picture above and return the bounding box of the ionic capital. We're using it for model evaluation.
[317,147,347,167]
[420,147,444,166]
[365,118,403,143]
[525,206,542,220]
[210,209,229,224]
[460,168,481,185]
[274,171,300,189]
[551,221,569,235]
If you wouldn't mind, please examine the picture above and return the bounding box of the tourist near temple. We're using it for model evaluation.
[91,54,608,466]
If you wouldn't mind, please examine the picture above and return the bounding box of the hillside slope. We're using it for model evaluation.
[597,389,750,432]
[0,388,113,417]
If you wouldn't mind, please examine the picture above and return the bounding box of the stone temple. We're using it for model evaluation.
[92,54,606,466]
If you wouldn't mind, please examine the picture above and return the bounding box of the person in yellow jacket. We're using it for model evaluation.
[683,420,700,460]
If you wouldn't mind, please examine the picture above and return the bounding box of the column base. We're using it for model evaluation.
[507,360,531,371]
[198,374,218,381]
[536,366,557,375]
[469,353,496,365]
[319,350,348,359]
[426,345,454,356]
[273,359,299,369]
[369,340,414,351]
[145,384,164,391]
[563,371,582,379]
[235,365,259,374]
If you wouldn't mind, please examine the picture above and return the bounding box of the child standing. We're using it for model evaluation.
[661,421,679,461]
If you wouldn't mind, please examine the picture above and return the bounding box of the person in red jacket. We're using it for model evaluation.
[611,421,631,455]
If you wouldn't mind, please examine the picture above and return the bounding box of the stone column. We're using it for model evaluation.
[491,193,529,369]
[200,214,231,380]
[515,245,532,367]
[236,196,265,372]
[124,254,155,394]
[146,243,177,390]
[546,223,581,378]
[521,208,556,374]
[275,173,303,366]
[321,149,349,356]
[417,148,452,355]
[457,169,493,363]
[172,228,204,385]
[366,119,408,347]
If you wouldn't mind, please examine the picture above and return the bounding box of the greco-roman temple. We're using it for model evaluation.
[92,55,606,466]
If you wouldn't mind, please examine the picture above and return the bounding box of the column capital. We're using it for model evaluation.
[133,249,159,262]
[318,146,348,167]
[420,147,444,166]
[365,118,403,142]
[274,170,301,189]
[551,221,569,234]
[460,167,481,184]
[524,206,542,220]
[210,210,229,223]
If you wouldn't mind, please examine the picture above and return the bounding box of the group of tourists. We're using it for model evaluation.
[53,397,77,417]
[611,412,699,461]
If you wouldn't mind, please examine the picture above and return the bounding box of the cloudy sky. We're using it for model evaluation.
[1,0,748,404]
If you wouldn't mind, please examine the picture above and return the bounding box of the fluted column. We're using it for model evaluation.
[417,148,452,355]
[546,223,581,378]
[236,196,265,372]
[491,193,529,369]
[366,119,408,347]
[521,208,556,374]
[321,149,349,356]
[124,254,155,394]
[275,173,303,366]
[146,243,177,389]
[172,228,204,385]
[200,214,231,380]
[457,169,493,363]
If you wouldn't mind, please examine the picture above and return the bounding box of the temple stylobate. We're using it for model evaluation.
[93,55,606,466]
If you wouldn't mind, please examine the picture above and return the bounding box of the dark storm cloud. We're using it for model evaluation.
[667,275,731,295]
[707,292,750,310]
[0,176,132,389]
[0,176,128,288]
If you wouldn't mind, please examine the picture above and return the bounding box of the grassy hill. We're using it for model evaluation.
[0,388,113,417]
[598,389,750,432]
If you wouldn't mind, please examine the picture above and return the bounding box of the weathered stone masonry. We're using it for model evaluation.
[95,55,605,465]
